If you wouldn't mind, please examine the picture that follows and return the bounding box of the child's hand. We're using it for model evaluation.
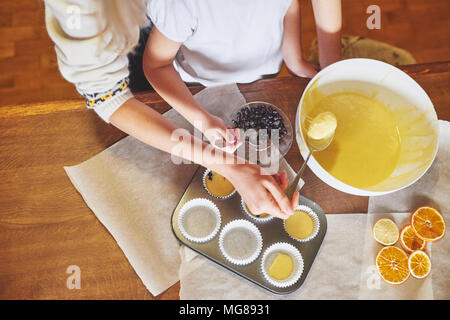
[222,163,299,220]
[290,59,319,79]
[203,114,241,153]
[282,0,321,80]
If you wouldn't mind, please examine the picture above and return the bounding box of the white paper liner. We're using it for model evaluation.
[177,198,222,244]
[283,205,320,243]
[202,169,237,200]
[219,219,263,266]
[260,242,304,288]
[240,197,275,223]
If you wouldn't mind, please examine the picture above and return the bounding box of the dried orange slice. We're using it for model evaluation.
[408,250,431,279]
[373,218,399,245]
[376,246,410,285]
[411,207,446,241]
[399,224,427,253]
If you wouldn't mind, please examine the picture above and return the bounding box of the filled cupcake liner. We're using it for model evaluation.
[260,242,304,288]
[177,198,222,244]
[240,197,275,223]
[202,168,237,200]
[219,219,263,266]
[283,205,320,243]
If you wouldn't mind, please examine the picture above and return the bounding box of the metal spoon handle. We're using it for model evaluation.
[285,150,312,199]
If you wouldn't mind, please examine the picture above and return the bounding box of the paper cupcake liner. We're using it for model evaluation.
[260,242,304,288]
[202,169,237,200]
[177,198,222,244]
[219,219,263,266]
[240,197,275,223]
[283,205,320,243]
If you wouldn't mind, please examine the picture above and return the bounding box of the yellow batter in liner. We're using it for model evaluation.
[268,252,293,280]
[285,210,315,240]
[205,171,235,198]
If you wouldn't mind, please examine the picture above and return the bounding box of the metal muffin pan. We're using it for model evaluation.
[171,166,327,294]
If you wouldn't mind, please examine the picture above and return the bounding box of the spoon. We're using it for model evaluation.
[285,112,337,199]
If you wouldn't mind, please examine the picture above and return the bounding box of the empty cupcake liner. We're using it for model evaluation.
[219,219,263,266]
[202,168,237,200]
[283,205,320,243]
[260,242,304,288]
[177,198,222,244]
[240,197,275,223]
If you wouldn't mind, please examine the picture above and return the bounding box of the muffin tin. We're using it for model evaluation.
[171,166,327,294]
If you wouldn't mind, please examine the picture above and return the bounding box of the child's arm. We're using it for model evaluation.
[312,0,342,68]
[282,0,318,78]
[110,98,299,219]
[143,27,239,152]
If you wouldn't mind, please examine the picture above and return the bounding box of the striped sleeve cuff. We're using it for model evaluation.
[93,89,134,123]
[79,78,134,123]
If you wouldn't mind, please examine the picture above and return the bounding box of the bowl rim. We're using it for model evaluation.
[295,58,439,196]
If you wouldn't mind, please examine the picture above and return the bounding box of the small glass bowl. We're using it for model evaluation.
[227,101,293,165]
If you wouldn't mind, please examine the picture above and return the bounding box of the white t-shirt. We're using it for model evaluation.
[148,0,293,86]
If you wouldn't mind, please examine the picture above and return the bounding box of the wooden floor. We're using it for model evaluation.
[0,0,449,107]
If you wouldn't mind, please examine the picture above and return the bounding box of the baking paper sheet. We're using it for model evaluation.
[65,84,247,296]
[367,120,450,299]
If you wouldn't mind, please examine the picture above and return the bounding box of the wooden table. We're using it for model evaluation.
[0,62,448,299]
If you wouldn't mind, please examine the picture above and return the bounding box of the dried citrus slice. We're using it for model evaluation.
[376,246,410,285]
[411,207,446,241]
[373,218,399,245]
[408,250,431,279]
[399,224,427,253]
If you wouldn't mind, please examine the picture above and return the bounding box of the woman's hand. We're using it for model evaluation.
[221,163,299,220]
[111,99,297,220]
[202,114,241,153]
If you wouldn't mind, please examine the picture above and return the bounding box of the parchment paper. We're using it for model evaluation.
[358,212,433,299]
[64,84,247,296]
[367,120,450,300]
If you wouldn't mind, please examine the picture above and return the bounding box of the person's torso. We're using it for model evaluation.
[175,0,292,86]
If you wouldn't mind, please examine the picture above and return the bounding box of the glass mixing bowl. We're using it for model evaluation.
[227,101,293,167]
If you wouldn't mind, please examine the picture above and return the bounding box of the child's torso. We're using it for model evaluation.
[175,0,292,86]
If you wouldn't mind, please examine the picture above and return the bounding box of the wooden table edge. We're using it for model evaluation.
[0,61,448,119]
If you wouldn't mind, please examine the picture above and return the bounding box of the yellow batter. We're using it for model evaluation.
[307,111,337,141]
[302,91,401,189]
[285,210,314,240]
[245,204,269,218]
[205,171,235,197]
[268,252,293,280]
